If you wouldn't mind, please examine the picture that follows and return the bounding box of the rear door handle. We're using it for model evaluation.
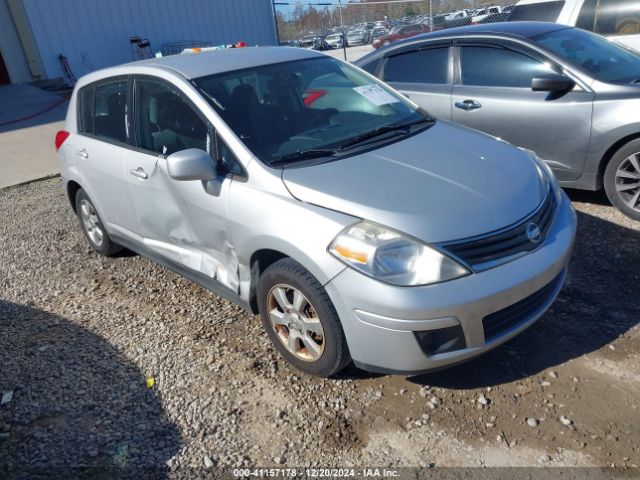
[455,100,482,111]
[130,167,148,179]
[76,149,88,158]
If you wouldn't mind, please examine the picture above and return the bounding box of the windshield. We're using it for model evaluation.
[193,57,431,167]
[534,27,640,83]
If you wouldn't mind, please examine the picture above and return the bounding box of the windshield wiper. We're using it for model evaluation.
[270,149,340,166]
[339,117,434,150]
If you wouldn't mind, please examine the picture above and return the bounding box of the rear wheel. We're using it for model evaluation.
[604,140,640,221]
[257,258,350,377]
[75,189,122,256]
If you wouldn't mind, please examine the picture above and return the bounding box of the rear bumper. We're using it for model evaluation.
[324,190,577,374]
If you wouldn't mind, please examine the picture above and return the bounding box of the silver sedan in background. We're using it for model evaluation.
[357,22,640,220]
[56,47,576,377]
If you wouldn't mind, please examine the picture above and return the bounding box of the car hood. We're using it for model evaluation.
[281,121,547,243]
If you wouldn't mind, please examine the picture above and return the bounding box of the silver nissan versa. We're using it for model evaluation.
[56,47,576,377]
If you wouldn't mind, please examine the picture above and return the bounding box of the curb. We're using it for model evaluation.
[0,173,61,192]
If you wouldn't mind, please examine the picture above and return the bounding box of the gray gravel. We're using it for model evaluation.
[1,179,639,473]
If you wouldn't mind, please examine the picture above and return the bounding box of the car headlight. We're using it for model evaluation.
[329,221,469,286]
[520,148,562,202]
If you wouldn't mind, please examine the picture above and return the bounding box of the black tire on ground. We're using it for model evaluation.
[74,188,123,256]
[603,139,640,221]
[257,258,351,377]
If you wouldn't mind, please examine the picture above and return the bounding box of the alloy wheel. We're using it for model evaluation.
[79,199,104,247]
[267,283,325,362]
[615,153,640,212]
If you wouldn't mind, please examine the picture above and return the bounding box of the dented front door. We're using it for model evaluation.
[124,75,239,292]
[124,149,239,292]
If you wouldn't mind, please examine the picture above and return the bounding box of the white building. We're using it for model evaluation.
[0,0,278,85]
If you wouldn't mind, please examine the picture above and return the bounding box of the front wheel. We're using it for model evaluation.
[603,140,640,221]
[257,258,350,377]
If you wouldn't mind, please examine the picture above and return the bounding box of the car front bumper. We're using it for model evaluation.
[324,190,577,374]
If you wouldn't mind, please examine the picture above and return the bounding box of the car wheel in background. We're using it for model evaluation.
[75,189,123,256]
[604,139,640,221]
[257,258,350,377]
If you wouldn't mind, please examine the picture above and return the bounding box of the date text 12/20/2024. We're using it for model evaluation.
[232,468,401,478]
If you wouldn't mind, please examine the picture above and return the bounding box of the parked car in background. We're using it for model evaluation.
[326,33,347,49]
[472,6,504,24]
[57,46,575,377]
[312,36,332,51]
[509,0,640,51]
[346,29,369,46]
[372,23,429,48]
[477,12,510,24]
[356,22,640,220]
[299,35,316,49]
[445,10,468,21]
[370,27,390,43]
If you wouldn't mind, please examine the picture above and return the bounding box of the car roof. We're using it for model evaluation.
[125,46,325,80]
[413,21,568,40]
[355,22,570,65]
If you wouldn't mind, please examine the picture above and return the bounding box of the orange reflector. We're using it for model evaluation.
[333,245,368,264]
[192,48,202,53]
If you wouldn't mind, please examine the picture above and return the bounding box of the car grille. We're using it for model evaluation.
[440,189,555,270]
[482,272,563,342]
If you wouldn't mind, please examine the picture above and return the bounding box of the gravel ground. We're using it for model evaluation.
[1,178,639,475]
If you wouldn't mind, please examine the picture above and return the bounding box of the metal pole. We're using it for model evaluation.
[271,0,282,45]
[338,0,346,61]
[429,0,433,32]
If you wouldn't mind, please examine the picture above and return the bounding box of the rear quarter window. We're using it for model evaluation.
[77,86,94,134]
[508,1,565,22]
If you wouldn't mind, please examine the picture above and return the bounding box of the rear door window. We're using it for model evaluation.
[577,0,640,36]
[383,47,449,84]
[77,78,129,144]
[508,1,565,22]
[93,80,129,144]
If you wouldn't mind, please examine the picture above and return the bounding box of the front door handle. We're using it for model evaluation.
[130,167,148,179]
[455,99,482,111]
[76,149,89,158]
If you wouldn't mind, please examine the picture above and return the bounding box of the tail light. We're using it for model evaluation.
[303,89,327,107]
[55,130,70,151]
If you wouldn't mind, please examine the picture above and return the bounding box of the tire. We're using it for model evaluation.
[615,18,640,35]
[257,258,351,377]
[603,139,640,221]
[74,189,123,256]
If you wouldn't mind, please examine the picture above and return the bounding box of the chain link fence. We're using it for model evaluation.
[274,0,515,61]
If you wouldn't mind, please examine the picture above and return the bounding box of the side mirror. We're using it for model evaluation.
[531,74,575,93]
[166,149,217,181]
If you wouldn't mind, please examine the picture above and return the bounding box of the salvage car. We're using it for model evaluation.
[357,22,640,220]
[56,46,576,377]
[373,23,430,48]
